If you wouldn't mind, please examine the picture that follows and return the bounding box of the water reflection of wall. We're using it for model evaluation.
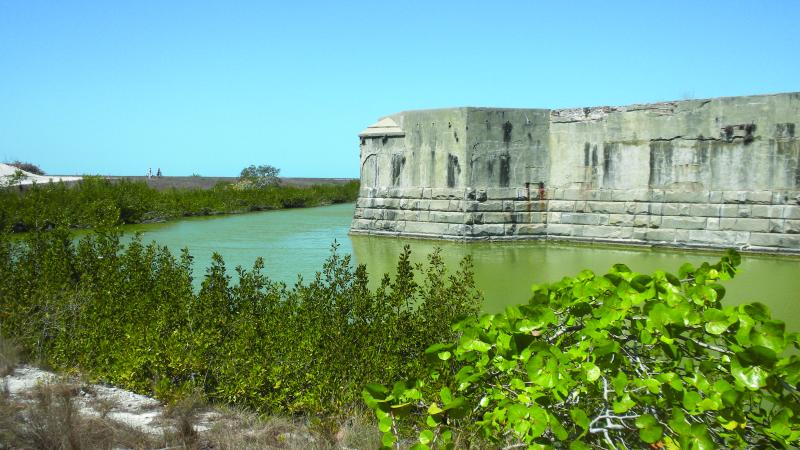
[350,235,800,329]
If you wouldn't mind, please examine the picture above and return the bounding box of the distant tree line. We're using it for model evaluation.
[0,175,359,232]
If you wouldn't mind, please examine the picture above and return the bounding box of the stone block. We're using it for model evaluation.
[404,221,449,236]
[563,189,587,201]
[675,230,691,243]
[688,230,749,246]
[429,211,464,224]
[448,200,464,212]
[422,188,433,199]
[513,212,546,224]
[749,233,800,249]
[574,201,588,212]
[351,219,373,230]
[662,203,691,216]
[482,212,514,224]
[546,224,574,236]
[399,199,419,210]
[649,216,663,228]
[431,188,463,200]
[719,218,770,232]
[663,190,708,203]
[660,216,707,230]
[784,220,800,234]
[486,187,522,200]
[549,200,576,212]
[719,205,750,218]
[464,213,482,225]
[649,202,663,215]
[447,224,468,236]
[722,191,747,204]
[746,191,773,204]
[706,217,720,230]
[560,213,609,226]
[643,229,676,242]
[514,201,546,212]
[471,224,505,236]
[501,201,516,212]
[611,189,650,202]
[476,200,505,212]
[383,198,400,209]
[405,188,424,199]
[649,189,665,202]
[581,225,633,239]
[633,215,650,228]
[785,206,800,220]
[463,201,479,212]
[587,190,614,201]
[587,201,626,214]
[709,191,723,203]
[608,214,634,226]
[515,223,547,235]
[625,202,650,214]
[690,204,720,217]
[428,199,451,211]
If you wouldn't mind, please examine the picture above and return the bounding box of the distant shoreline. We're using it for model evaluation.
[35,175,357,191]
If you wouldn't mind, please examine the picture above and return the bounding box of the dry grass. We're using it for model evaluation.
[199,405,381,450]
[0,379,161,450]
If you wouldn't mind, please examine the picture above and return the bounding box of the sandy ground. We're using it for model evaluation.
[2,365,219,435]
[0,163,82,186]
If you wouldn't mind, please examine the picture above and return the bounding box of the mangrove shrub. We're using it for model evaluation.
[364,250,800,449]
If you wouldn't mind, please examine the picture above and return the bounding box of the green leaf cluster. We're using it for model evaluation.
[365,250,800,449]
[0,229,480,415]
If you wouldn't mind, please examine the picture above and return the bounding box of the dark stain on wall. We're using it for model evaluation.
[602,143,614,186]
[777,140,800,188]
[583,143,590,166]
[447,154,461,188]
[777,123,796,139]
[391,154,406,186]
[499,153,510,187]
[649,141,673,188]
[502,121,513,145]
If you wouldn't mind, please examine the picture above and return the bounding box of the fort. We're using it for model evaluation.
[350,92,800,254]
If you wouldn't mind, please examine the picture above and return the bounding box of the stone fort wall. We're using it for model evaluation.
[350,93,800,253]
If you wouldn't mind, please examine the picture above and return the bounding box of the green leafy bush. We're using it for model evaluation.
[364,250,800,449]
[0,229,480,415]
[0,176,359,232]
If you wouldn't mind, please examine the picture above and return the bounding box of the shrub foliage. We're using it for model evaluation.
[0,176,359,232]
[0,229,481,414]
[363,250,800,449]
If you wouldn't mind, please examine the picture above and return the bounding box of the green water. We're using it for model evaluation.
[122,203,800,325]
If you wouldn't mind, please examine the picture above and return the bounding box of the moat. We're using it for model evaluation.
[123,203,800,324]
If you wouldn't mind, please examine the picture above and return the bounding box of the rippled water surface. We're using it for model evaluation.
[122,203,800,327]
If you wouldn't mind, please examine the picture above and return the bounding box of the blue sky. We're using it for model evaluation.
[1,1,798,177]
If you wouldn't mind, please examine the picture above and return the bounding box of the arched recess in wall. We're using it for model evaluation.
[361,154,378,188]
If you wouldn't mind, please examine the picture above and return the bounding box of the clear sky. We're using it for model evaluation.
[1,1,798,177]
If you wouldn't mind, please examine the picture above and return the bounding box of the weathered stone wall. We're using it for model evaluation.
[351,93,800,253]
